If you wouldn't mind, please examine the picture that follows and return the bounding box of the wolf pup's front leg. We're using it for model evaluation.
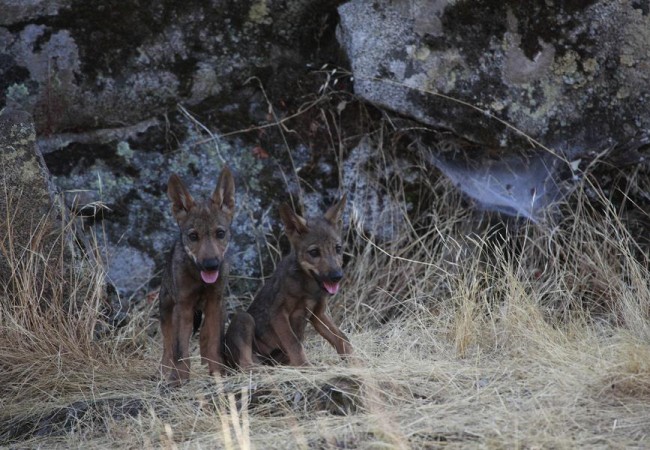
[159,167,235,385]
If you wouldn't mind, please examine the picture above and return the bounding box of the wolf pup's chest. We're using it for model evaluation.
[296,294,323,317]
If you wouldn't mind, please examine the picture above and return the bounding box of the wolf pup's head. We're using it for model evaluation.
[167,167,235,284]
[279,195,347,295]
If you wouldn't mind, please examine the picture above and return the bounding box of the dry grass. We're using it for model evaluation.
[2,149,650,449]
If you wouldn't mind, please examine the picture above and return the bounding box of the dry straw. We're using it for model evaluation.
[2,88,650,448]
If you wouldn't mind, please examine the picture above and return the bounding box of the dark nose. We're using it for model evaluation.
[327,270,343,283]
[201,258,221,271]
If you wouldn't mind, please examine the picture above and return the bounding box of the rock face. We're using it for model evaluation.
[0,107,78,301]
[338,0,650,151]
[337,0,650,219]
[0,107,122,323]
[6,0,650,302]
[0,0,339,134]
[0,108,58,287]
[1,0,349,301]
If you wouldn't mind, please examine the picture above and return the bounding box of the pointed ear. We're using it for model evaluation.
[279,203,308,237]
[323,193,347,226]
[167,173,195,220]
[211,166,236,219]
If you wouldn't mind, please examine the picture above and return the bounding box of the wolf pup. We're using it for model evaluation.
[159,167,235,384]
[225,195,353,368]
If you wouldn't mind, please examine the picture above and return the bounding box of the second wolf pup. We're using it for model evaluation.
[225,195,353,368]
[159,167,235,384]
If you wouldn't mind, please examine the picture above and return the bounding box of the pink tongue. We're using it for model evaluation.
[200,270,219,284]
[323,281,340,295]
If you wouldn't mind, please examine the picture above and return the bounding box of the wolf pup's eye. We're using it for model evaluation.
[216,229,226,239]
[335,244,342,254]
[188,232,199,242]
[308,248,321,258]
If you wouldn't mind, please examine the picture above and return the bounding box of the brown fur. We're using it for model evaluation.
[159,167,235,385]
[225,195,353,368]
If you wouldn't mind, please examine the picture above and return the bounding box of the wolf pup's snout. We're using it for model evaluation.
[327,270,343,283]
[322,270,343,295]
[200,258,221,284]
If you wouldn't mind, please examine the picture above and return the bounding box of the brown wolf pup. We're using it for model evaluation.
[225,195,353,368]
[159,167,235,384]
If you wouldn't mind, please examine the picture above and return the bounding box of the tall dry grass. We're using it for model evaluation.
[2,143,650,448]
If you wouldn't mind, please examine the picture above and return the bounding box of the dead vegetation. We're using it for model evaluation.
[2,149,650,448]
[2,78,650,448]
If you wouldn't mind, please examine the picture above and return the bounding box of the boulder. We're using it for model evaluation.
[0,0,340,134]
[338,0,650,151]
[0,106,61,292]
[0,0,352,300]
[337,0,650,219]
[0,106,121,323]
[0,105,90,311]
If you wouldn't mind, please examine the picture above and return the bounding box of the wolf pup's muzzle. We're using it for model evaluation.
[199,258,221,284]
[320,270,343,295]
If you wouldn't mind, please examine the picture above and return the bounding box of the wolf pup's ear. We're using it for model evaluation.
[279,203,308,237]
[211,166,236,220]
[323,193,347,228]
[168,173,195,220]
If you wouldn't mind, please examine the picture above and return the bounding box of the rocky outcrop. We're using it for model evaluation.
[337,0,650,219]
[0,106,123,323]
[0,106,81,303]
[338,0,650,152]
[1,0,340,134]
[0,0,351,300]
[0,107,60,288]
[6,0,650,302]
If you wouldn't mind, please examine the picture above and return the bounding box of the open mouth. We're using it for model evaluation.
[309,270,342,295]
[200,270,219,284]
[321,281,340,295]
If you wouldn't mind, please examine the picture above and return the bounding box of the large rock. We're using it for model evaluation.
[0,107,59,286]
[338,0,650,151]
[0,107,75,298]
[337,0,650,219]
[0,0,339,134]
[0,106,123,324]
[0,0,350,301]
